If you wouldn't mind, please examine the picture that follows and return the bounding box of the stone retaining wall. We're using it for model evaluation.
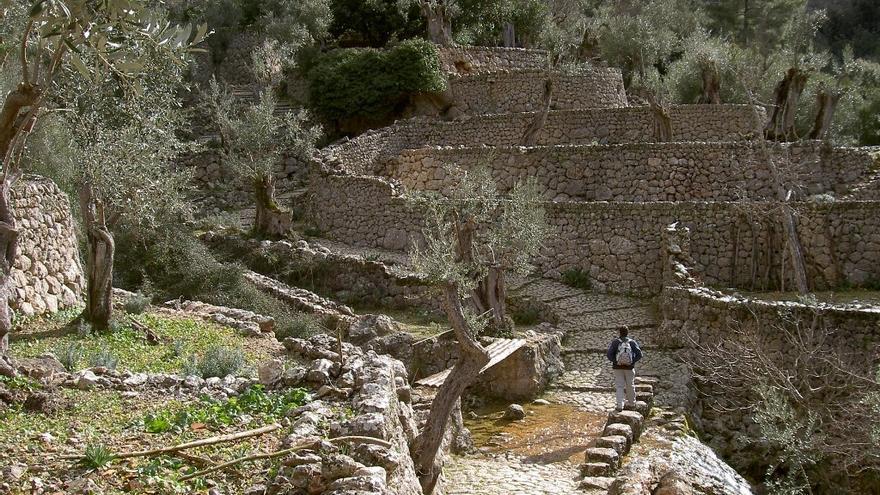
[308,172,880,294]
[659,285,880,478]
[448,68,628,114]
[384,142,876,201]
[319,105,769,176]
[11,176,84,316]
[438,46,549,74]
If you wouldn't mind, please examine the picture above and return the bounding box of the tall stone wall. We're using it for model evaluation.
[437,46,548,74]
[10,176,84,316]
[383,142,877,201]
[319,104,769,176]
[448,68,628,114]
[308,172,880,294]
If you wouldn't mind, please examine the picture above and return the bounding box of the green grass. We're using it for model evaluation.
[10,310,271,376]
[351,305,449,339]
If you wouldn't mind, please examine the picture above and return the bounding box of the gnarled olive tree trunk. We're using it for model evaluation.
[808,89,841,141]
[764,68,808,141]
[253,174,292,237]
[647,94,673,142]
[0,84,39,375]
[413,282,490,494]
[698,60,722,104]
[453,214,511,334]
[520,78,554,146]
[78,183,114,331]
[421,1,453,46]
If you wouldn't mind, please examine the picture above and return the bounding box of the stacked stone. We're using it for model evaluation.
[10,176,84,316]
[447,68,628,115]
[580,376,656,484]
[438,46,549,75]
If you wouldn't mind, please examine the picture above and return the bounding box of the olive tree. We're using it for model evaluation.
[206,80,321,237]
[0,0,202,373]
[409,166,548,493]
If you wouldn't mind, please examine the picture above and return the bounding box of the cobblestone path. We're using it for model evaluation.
[441,276,678,494]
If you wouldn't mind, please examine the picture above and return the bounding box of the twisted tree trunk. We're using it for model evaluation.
[647,93,673,142]
[502,23,515,47]
[764,68,808,141]
[698,60,722,104]
[413,282,490,494]
[421,1,453,46]
[79,183,114,331]
[520,78,554,146]
[253,174,292,237]
[809,89,841,141]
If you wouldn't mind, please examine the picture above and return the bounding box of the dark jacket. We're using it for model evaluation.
[607,337,643,370]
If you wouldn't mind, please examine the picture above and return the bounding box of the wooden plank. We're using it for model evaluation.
[415,338,527,387]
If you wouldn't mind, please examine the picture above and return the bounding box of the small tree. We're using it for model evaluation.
[27,45,193,331]
[206,80,321,237]
[0,0,202,372]
[409,167,548,493]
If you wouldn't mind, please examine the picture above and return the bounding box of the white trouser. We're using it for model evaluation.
[613,368,636,408]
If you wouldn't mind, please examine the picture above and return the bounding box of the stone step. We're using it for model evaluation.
[556,306,657,331]
[594,435,630,456]
[580,462,613,478]
[624,400,651,417]
[602,423,633,444]
[579,476,614,491]
[635,383,653,394]
[607,411,644,440]
[583,447,620,470]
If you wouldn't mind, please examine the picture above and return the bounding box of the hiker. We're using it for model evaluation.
[606,326,643,411]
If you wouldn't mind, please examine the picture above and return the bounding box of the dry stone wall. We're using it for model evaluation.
[11,176,84,316]
[659,286,880,476]
[438,46,549,74]
[383,141,877,201]
[307,172,880,294]
[320,105,768,176]
[448,68,627,114]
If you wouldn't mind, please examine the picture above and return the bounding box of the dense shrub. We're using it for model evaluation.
[276,312,323,340]
[306,39,447,123]
[562,268,592,290]
[88,347,119,370]
[123,293,151,315]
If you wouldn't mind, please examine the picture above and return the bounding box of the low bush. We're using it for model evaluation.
[511,306,540,326]
[306,39,446,124]
[123,293,151,315]
[87,347,119,370]
[276,312,323,340]
[183,345,245,378]
[562,268,592,290]
[55,342,83,372]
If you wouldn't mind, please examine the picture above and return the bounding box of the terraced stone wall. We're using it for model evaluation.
[319,105,768,177]
[11,176,85,316]
[438,46,548,74]
[448,68,628,114]
[309,172,880,294]
[385,142,876,201]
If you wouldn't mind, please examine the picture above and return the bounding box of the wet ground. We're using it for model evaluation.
[465,401,606,463]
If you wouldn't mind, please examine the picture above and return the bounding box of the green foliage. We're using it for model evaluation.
[55,342,84,372]
[124,293,152,315]
[87,347,119,370]
[752,380,821,495]
[306,39,447,123]
[454,0,550,48]
[511,306,539,326]
[0,375,41,393]
[81,443,115,470]
[411,165,549,289]
[206,80,321,184]
[183,346,246,379]
[328,0,423,47]
[562,268,591,290]
[143,385,309,433]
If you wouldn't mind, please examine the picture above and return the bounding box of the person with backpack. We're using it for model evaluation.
[606,326,643,411]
